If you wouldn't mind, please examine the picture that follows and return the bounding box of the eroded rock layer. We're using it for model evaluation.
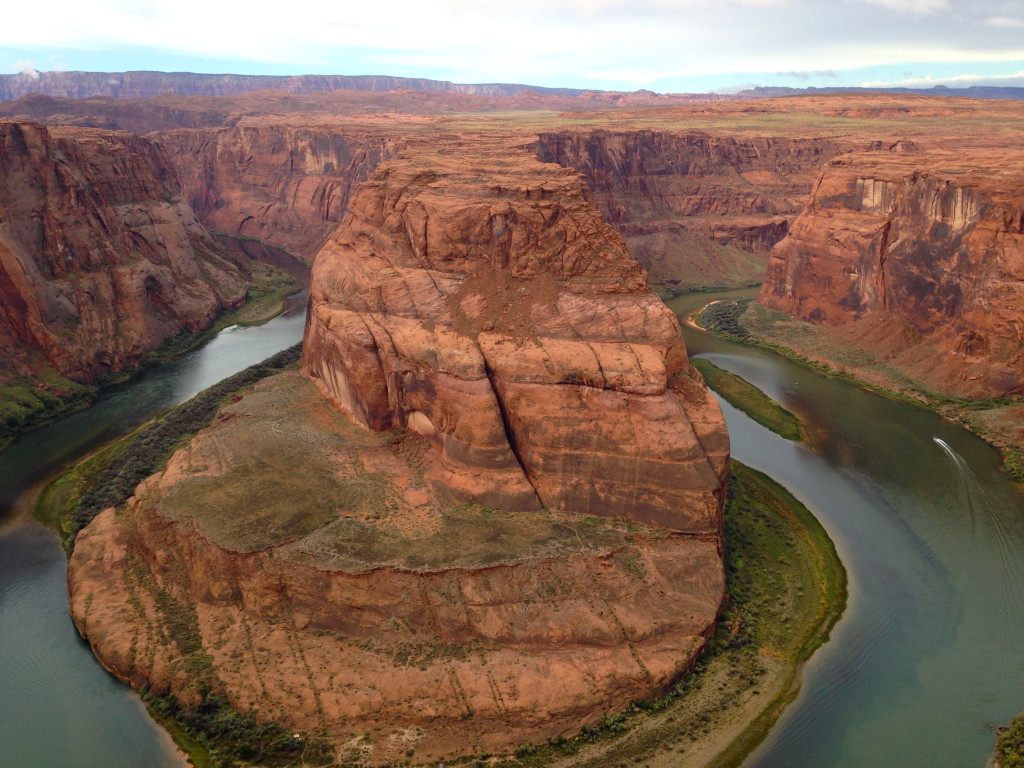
[761,150,1024,397]
[537,130,850,289]
[0,120,248,383]
[304,141,729,530]
[70,142,729,762]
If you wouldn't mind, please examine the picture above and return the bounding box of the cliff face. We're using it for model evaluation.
[304,141,729,528]
[69,143,729,762]
[0,71,587,102]
[761,150,1024,397]
[153,123,403,260]
[537,130,848,288]
[0,121,248,384]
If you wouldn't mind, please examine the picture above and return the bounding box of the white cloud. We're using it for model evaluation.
[859,0,949,13]
[983,15,1024,27]
[14,59,40,79]
[860,69,1024,87]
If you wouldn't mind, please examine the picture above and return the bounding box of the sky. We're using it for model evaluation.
[4,0,1024,93]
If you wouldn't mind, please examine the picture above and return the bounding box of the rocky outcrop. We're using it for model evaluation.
[69,142,729,763]
[304,141,729,528]
[153,122,403,260]
[761,150,1024,397]
[0,121,248,384]
[537,130,849,288]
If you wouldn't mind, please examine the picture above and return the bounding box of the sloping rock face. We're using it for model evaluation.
[0,121,247,383]
[537,130,848,288]
[304,142,729,530]
[69,372,725,763]
[153,122,403,260]
[69,143,729,763]
[761,150,1024,397]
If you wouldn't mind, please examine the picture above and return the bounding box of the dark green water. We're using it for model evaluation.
[669,288,1024,768]
[1,284,1021,767]
[0,288,308,768]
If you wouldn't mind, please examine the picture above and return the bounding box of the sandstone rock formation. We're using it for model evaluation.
[761,149,1024,397]
[69,143,729,763]
[0,120,248,385]
[537,130,849,289]
[304,141,730,528]
[153,121,403,260]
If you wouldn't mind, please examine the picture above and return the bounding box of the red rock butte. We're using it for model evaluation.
[69,139,730,763]
[304,139,730,530]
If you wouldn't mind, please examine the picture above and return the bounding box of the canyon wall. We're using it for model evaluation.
[537,130,849,288]
[761,150,1024,397]
[0,121,248,384]
[153,122,404,260]
[69,142,729,762]
[0,71,587,102]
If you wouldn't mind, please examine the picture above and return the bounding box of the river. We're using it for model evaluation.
[0,286,1021,767]
[0,284,308,768]
[668,288,1024,768]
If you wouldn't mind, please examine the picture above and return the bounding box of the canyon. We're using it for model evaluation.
[3,79,1024,765]
[67,143,729,762]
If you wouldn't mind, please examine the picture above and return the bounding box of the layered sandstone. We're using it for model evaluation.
[153,122,404,260]
[761,149,1024,397]
[537,130,850,288]
[304,142,729,527]
[69,143,729,762]
[0,121,248,384]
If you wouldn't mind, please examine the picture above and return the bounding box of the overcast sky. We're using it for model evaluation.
[4,0,1024,92]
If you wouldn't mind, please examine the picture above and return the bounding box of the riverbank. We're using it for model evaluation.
[696,298,1024,483]
[691,358,801,442]
[0,258,302,456]
[510,462,846,768]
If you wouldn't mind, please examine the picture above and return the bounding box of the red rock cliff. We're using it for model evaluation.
[537,130,848,288]
[153,121,403,260]
[69,140,729,763]
[304,139,729,531]
[761,150,1024,397]
[0,121,248,383]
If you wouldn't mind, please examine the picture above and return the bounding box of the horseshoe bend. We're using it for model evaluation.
[67,140,730,762]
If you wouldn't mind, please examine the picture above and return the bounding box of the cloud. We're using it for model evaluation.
[983,16,1024,27]
[776,70,839,81]
[14,59,40,79]
[860,69,1024,88]
[858,0,949,13]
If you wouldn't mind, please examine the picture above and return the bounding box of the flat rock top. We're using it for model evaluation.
[155,372,658,570]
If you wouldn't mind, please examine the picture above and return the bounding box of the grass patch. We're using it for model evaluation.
[998,714,1024,768]
[0,371,95,450]
[692,358,801,442]
[37,343,303,551]
[510,461,846,768]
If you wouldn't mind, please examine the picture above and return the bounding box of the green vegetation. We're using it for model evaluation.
[508,462,846,768]
[36,343,303,549]
[692,358,802,442]
[699,298,1024,484]
[0,370,95,450]
[998,714,1024,768]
